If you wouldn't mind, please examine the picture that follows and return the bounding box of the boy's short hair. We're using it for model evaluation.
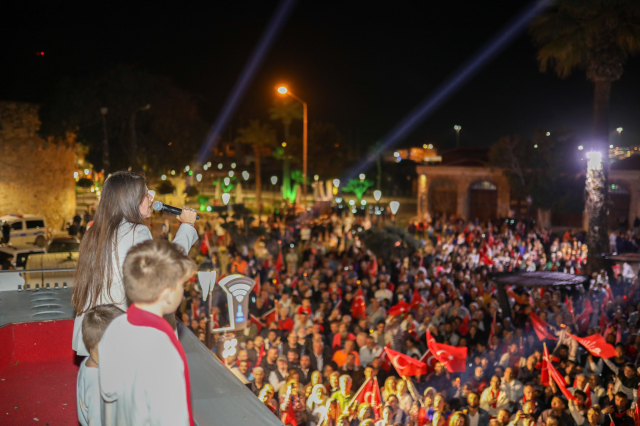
[82,304,124,351]
[123,240,196,304]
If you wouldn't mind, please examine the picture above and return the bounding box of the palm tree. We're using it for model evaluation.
[530,0,640,271]
[235,121,277,217]
[269,98,303,203]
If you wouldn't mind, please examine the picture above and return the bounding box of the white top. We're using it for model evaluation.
[77,357,102,426]
[99,314,190,426]
[480,387,510,418]
[72,222,197,355]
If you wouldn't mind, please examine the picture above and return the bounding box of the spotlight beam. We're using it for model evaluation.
[342,0,552,183]
[197,0,297,164]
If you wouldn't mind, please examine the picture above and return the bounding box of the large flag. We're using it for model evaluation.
[545,349,578,402]
[576,300,594,332]
[541,344,550,386]
[384,347,427,377]
[419,350,438,375]
[351,287,366,319]
[388,300,412,317]
[380,343,392,372]
[410,287,426,309]
[426,331,467,373]
[275,250,283,273]
[569,333,616,359]
[530,312,558,341]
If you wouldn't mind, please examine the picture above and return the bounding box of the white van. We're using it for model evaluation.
[0,214,48,247]
[0,245,46,270]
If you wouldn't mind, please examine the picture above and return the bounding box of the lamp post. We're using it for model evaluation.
[454,125,461,149]
[277,86,308,205]
[373,190,382,225]
[390,200,400,223]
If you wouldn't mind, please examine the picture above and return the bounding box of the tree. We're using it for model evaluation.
[270,98,303,204]
[235,120,277,215]
[342,179,375,201]
[530,0,640,270]
[40,64,206,172]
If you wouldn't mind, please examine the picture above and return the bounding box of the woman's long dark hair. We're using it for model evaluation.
[72,171,147,313]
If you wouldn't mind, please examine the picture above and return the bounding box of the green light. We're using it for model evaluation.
[188,171,193,176]
[199,205,205,211]
[611,184,616,189]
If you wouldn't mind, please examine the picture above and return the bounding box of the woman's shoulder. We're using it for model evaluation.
[117,222,152,246]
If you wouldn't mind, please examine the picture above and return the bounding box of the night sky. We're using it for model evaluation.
[2,0,639,151]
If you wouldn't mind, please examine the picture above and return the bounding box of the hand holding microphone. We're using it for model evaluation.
[152,201,199,224]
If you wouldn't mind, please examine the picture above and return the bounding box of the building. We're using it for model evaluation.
[416,148,640,229]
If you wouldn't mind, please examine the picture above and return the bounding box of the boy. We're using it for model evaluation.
[77,304,123,426]
[99,240,196,426]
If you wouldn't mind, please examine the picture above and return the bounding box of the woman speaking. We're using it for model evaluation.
[71,171,198,355]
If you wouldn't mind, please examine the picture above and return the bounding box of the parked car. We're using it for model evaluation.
[0,245,46,270]
[46,237,80,253]
[0,214,48,247]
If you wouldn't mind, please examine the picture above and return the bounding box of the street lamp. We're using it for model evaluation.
[454,125,461,148]
[277,85,308,203]
[222,193,231,205]
[617,127,623,134]
[390,201,400,222]
[271,176,278,185]
[333,179,340,188]
[373,190,382,201]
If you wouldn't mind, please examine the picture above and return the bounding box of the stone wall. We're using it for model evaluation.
[0,102,76,232]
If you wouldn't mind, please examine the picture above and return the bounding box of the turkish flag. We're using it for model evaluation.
[250,314,265,334]
[275,251,283,273]
[541,344,550,386]
[584,383,592,409]
[380,343,392,372]
[354,378,374,405]
[565,296,576,321]
[602,285,614,310]
[290,276,298,289]
[457,315,469,336]
[576,300,593,332]
[351,287,366,319]
[262,307,279,329]
[384,347,427,377]
[253,275,260,294]
[530,312,558,341]
[480,253,495,266]
[410,287,425,309]
[426,331,467,373]
[281,397,298,426]
[255,344,266,367]
[369,377,382,420]
[419,350,438,375]
[388,300,412,317]
[369,256,378,277]
[568,333,616,359]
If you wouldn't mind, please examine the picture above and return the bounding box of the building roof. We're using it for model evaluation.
[437,147,490,167]
[610,155,640,171]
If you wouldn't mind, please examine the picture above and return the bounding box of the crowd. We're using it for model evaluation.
[68,171,640,426]
[176,211,640,426]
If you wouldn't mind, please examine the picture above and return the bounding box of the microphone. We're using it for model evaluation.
[152,201,200,219]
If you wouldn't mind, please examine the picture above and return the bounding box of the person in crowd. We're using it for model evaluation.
[77,304,124,426]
